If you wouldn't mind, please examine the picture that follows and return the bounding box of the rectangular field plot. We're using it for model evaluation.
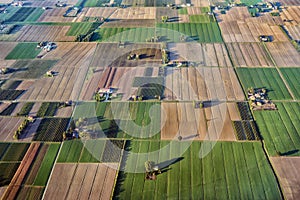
[156,23,223,43]
[6,7,44,23]
[280,68,300,99]
[73,102,161,139]
[270,157,300,200]
[18,143,60,187]
[254,102,300,156]
[219,21,288,42]
[114,141,282,199]
[94,27,155,42]
[265,42,300,67]
[5,43,41,60]
[57,139,125,163]
[226,43,274,67]
[109,7,156,19]
[16,25,75,42]
[44,163,118,200]
[102,19,156,28]
[161,102,237,141]
[33,118,69,142]
[0,42,17,60]
[0,163,20,187]
[168,43,232,66]
[0,117,27,141]
[236,68,292,100]
[90,43,161,68]
[10,60,57,79]
[164,67,245,101]
[0,142,29,161]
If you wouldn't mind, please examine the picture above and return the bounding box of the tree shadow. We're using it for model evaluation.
[202,100,223,108]
[280,149,299,156]
[182,134,199,140]
[157,157,184,170]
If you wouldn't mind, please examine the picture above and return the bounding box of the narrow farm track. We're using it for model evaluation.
[262,42,296,100]
[1,143,40,200]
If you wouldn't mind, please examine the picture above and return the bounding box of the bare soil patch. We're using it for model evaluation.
[161,102,237,141]
[270,157,300,200]
[44,163,118,200]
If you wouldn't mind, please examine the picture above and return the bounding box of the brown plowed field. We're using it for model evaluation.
[38,7,85,23]
[110,7,156,19]
[219,21,289,42]
[266,42,300,67]
[168,43,232,67]
[164,67,244,101]
[276,0,300,6]
[161,102,237,141]
[44,163,118,200]
[21,43,96,101]
[0,117,25,141]
[187,7,205,15]
[190,0,210,7]
[226,43,274,67]
[284,25,300,41]
[281,7,300,24]
[15,80,36,90]
[41,42,78,60]
[270,157,300,200]
[26,1,56,7]
[2,143,40,200]
[55,106,73,117]
[91,43,161,68]
[16,25,75,42]
[0,42,17,59]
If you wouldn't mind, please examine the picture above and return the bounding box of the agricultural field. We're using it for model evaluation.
[73,102,161,139]
[0,117,26,141]
[33,118,69,142]
[43,163,118,200]
[265,42,300,67]
[0,42,17,60]
[109,7,156,19]
[236,68,292,100]
[6,7,44,23]
[280,68,300,99]
[157,23,223,43]
[164,67,244,101]
[114,141,282,199]
[254,102,300,156]
[9,60,57,79]
[57,139,124,162]
[20,43,96,101]
[161,102,237,141]
[270,157,300,199]
[168,43,232,66]
[5,43,41,60]
[37,8,84,23]
[90,43,161,67]
[226,43,274,67]
[16,25,75,42]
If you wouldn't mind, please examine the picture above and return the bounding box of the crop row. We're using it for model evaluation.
[33,118,69,142]
[233,120,260,140]
[36,102,60,117]
[0,102,18,116]
[57,139,125,163]
[254,102,300,156]
[114,141,281,199]
[0,90,24,101]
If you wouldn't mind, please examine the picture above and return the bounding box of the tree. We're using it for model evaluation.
[145,161,155,172]
[161,16,168,23]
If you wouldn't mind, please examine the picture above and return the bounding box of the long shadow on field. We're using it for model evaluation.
[280,149,299,156]
[157,157,184,170]
[202,100,223,108]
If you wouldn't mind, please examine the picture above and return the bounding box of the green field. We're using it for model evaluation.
[236,68,292,100]
[57,139,124,163]
[93,27,154,42]
[33,118,69,142]
[73,102,161,139]
[84,0,109,7]
[240,0,262,6]
[17,102,35,116]
[156,23,223,43]
[36,102,60,117]
[66,22,99,36]
[7,7,44,22]
[33,143,60,186]
[178,7,188,15]
[280,68,300,99]
[5,43,41,60]
[114,141,282,199]
[11,60,57,79]
[189,15,215,23]
[0,163,20,186]
[254,102,300,156]
[0,143,29,161]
